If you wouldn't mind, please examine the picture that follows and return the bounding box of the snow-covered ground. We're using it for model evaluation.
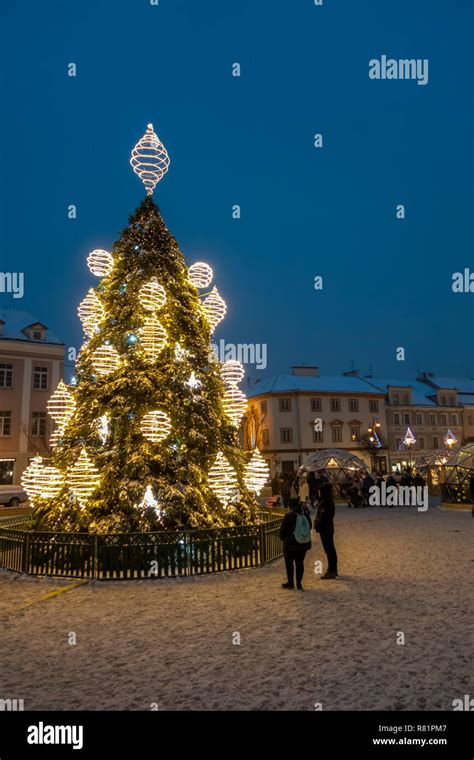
[0,506,471,711]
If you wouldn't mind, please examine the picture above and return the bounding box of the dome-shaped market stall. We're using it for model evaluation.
[414,449,452,494]
[299,449,370,499]
[441,442,474,507]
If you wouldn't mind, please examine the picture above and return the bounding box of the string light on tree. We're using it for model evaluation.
[47,381,76,448]
[77,289,105,338]
[174,342,190,362]
[21,456,44,505]
[91,344,120,376]
[138,277,167,311]
[208,452,238,507]
[140,315,167,361]
[140,410,172,443]
[186,371,202,391]
[130,123,170,196]
[97,415,110,444]
[188,262,213,289]
[138,484,162,517]
[87,249,114,278]
[202,287,227,332]
[244,449,270,495]
[223,386,247,427]
[66,448,100,507]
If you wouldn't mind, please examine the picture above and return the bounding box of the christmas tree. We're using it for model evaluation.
[23,124,260,532]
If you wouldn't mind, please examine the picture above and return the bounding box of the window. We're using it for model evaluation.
[0,411,12,436]
[350,426,360,442]
[279,398,291,413]
[440,395,446,406]
[332,427,342,443]
[348,399,359,413]
[313,429,323,443]
[0,459,15,485]
[311,398,321,412]
[260,401,267,414]
[441,414,447,426]
[419,436,425,449]
[393,412,400,425]
[395,437,401,449]
[416,413,422,425]
[0,364,13,388]
[392,394,399,405]
[402,394,409,405]
[280,428,293,444]
[448,396,455,406]
[403,413,410,425]
[32,412,47,437]
[369,400,379,413]
[32,329,42,340]
[432,436,439,448]
[430,414,436,426]
[33,366,48,390]
[262,429,269,446]
[330,398,340,412]
[451,414,457,426]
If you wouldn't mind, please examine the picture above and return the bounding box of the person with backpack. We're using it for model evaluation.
[314,482,338,579]
[279,498,312,591]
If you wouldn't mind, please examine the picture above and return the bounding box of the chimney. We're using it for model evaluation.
[291,366,319,377]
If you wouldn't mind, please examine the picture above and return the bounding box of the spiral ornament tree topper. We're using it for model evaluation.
[130,123,170,195]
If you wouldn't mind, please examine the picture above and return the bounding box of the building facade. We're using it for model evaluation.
[246,366,473,476]
[0,310,64,484]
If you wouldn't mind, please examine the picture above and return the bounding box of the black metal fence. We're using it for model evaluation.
[0,512,284,580]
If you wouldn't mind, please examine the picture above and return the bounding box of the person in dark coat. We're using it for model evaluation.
[307,470,318,506]
[314,482,338,579]
[280,474,291,508]
[279,498,312,590]
[271,475,280,496]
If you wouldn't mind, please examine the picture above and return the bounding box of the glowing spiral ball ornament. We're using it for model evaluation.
[139,277,167,311]
[35,465,64,499]
[202,287,227,332]
[87,249,114,278]
[188,262,213,289]
[91,344,120,376]
[47,381,76,428]
[78,289,105,338]
[140,315,167,361]
[67,448,100,506]
[221,360,245,386]
[140,410,172,443]
[130,123,170,196]
[21,456,44,505]
[244,449,270,495]
[208,452,238,507]
[223,385,248,427]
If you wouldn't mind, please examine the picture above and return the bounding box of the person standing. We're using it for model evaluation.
[307,470,318,506]
[314,482,338,579]
[279,498,312,590]
[280,474,291,508]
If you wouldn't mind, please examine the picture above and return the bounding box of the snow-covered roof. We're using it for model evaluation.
[426,377,474,393]
[247,374,385,398]
[0,309,64,345]
[360,377,438,406]
[458,394,474,407]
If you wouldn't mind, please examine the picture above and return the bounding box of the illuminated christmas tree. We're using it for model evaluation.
[24,124,257,532]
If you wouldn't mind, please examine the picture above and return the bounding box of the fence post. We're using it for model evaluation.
[259,522,267,566]
[93,535,99,579]
[22,531,30,573]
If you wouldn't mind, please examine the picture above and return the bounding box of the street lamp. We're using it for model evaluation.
[402,427,416,470]
[444,429,458,449]
[367,419,383,472]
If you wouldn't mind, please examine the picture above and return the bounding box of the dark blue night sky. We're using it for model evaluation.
[1,0,472,381]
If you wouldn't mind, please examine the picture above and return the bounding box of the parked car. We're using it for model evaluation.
[0,485,28,507]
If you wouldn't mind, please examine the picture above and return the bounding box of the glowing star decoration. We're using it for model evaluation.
[444,429,458,448]
[140,410,172,443]
[91,344,120,376]
[208,452,238,507]
[130,123,170,196]
[188,262,213,289]
[186,372,202,391]
[140,315,167,361]
[67,448,100,507]
[202,287,227,333]
[403,427,416,447]
[221,360,245,386]
[174,342,190,361]
[77,289,105,338]
[87,249,114,278]
[138,277,167,311]
[372,431,382,449]
[139,485,161,516]
[244,449,270,495]
[97,415,110,445]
